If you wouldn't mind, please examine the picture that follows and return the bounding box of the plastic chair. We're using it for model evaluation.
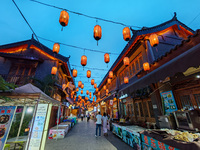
[4,144,10,150]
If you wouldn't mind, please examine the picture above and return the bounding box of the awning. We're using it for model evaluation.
[119,42,200,94]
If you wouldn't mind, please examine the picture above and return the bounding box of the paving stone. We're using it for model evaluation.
[45,118,133,150]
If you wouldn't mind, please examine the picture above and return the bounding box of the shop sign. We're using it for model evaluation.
[28,104,48,150]
[160,91,178,114]
[141,134,179,150]
[109,100,113,106]
[0,106,16,150]
[119,93,128,99]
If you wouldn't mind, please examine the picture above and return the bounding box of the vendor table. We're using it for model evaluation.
[48,125,69,139]
[112,123,145,150]
[140,130,200,150]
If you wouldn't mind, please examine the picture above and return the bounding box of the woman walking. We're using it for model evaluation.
[102,112,108,136]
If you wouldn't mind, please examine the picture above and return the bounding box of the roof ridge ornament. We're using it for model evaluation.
[172,12,177,21]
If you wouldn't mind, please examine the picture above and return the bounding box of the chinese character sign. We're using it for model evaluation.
[0,106,16,150]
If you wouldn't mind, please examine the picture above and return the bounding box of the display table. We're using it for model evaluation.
[112,123,145,150]
[140,130,200,150]
[48,124,69,139]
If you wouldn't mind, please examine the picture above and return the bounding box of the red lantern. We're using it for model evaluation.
[106,89,109,93]
[76,87,79,92]
[123,27,131,41]
[86,90,89,95]
[94,25,102,45]
[109,71,113,79]
[96,88,99,92]
[71,95,73,99]
[73,69,77,77]
[53,43,60,54]
[81,84,84,89]
[78,81,82,88]
[85,97,89,101]
[103,85,106,90]
[98,92,100,96]
[124,77,129,84]
[91,79,95,85]
[89,95,92,99]
[149,34,159,47]
[81,55,87,66]
[123,57,130,66]
[143,62,150,71]
[62,84,67,90]
[59,10,69,27]
[107,78,111,84]
[89,92,92,96]
[94,83,97,89]
[51,67,57,75]
[71,91,75,95]
[87,70,91,78]
[81,90,83,94]
[104,53,110,64]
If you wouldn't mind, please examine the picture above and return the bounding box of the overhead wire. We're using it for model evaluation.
[38,36,119,55]
[188,11,200,25]
[71,64,108,71]
[29,0,141,29]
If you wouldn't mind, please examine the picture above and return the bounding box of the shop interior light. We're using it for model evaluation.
[27,107,34,113]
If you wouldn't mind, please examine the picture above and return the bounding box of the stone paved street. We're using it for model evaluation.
[45,118,133,150]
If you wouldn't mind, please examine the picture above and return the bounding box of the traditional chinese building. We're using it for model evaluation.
[95,13,200,128]
[0,36,75,127]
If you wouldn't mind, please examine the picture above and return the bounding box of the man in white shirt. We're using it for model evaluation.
[95,112,102,137]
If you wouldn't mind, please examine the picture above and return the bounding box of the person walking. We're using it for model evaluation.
[95,112,102,137]
[102,112,108,136]
[87,113,90,122]
[81,113,84,121]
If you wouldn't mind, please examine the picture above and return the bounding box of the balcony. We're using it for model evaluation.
[0,74,34,86]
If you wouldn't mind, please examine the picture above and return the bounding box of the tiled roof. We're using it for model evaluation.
[97,13,194,90]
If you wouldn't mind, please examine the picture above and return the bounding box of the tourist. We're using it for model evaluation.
[87,113,90,122]
[102,112,108,136]
[95,112,102,137]
[81,113,84,121]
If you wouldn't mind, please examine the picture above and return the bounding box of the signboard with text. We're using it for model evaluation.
[28,104,48,150]
[0,106,16,150]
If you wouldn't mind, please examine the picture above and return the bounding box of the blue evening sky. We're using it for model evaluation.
[0,0,199,100]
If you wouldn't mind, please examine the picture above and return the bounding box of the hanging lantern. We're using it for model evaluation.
[81,55,87,67]
[103,85,106,90]
[71,95,73,99]
[124,77,129,84]
[93,97,95,100]
[93,25,102,45]
[104,53,110,64]
[94,83,97,89]
[81,90,83,94]
[71,91,75,95]
[81,84,84,89]
[85,97,89,101]
[73,69,77,77]
[53,43,60,54]
[109,71,113,79]
[62,84,67,90]
[149,34,159,47]
[51,67,57,75]
[96,88,99,92]
[78,81,82,88]
[89,92,92,96]
[107,78,111,84]
[106,89,109,94]
[91,79,95,85]
[87,70,91,78]
[76,87,79,92]
[123,57,130,66]
[59,10,69,27]
[98,92,100,96]
[143,62,150,71]
[89,95,92,99]
[123,27,131,41]
[86,90,89,95]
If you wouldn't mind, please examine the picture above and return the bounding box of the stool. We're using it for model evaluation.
[4,144,10,150]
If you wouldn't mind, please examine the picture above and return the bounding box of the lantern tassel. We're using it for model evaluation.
[61,27,63,31]
[97,41,98,46]
[107,64,108,68]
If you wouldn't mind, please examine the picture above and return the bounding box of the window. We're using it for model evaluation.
[135,60,139,71]
[132,63,135,75]
[139,102,144,117]
[180,95,193,109]
[148,101,154,118]
[129,66,132,76]
[139,57,143,68]
[143,101,149,117]
[194,94,200,108]
[135,103,139,117]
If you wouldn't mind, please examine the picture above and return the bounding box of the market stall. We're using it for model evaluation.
[0,83,60,150]
[112,123,145,150]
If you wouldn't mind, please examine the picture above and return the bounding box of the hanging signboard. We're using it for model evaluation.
[160,91,178,114]
[0,106,16,150]
[28,104,48,150]
[109,100,113,106]
[113,101,118,119]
